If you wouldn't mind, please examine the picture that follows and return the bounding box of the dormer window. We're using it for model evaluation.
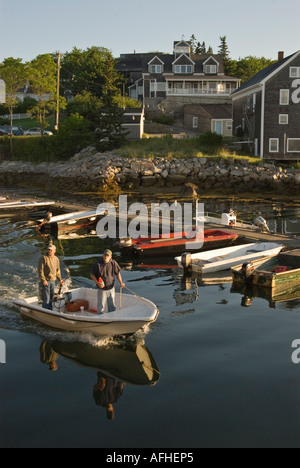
[175,65,193,74]
[148,56,164,74]
[205,65,217,74]
[150,64,162,74]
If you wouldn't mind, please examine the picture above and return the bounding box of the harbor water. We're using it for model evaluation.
[0,192,299,448]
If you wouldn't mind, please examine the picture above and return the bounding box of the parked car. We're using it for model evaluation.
[0,125,24,135]
[0,129,9,136]
[23,127,53,136]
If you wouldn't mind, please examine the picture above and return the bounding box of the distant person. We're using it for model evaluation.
[90,249,125,315]
[38,244,64,310]
[93,372,124,419]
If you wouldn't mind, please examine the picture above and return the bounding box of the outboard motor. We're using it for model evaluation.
[118,237,133,248]
[241,262,254,281]
[254,216,270,233]
[181,252,192,273]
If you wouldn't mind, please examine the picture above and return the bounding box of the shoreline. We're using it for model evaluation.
[1,146,300,202]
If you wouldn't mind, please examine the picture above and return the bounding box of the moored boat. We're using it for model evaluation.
[117,229,238,257]
[14,287,159,336]
[0,199,55,212]
[175,242,283,274]
[231,249,300,295]
[36,209,104,238]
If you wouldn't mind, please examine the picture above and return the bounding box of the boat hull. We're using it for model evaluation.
[14,288,159,336]
[119,230,238,257]
[176,242,283,274]
[231,250,300,295]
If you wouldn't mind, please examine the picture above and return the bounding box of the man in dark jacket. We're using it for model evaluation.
[90,249,125,315]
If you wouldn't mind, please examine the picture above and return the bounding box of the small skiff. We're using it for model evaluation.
[0,199,55,212]
[117,229,238,257]
[175,242,283,274]
[231,249,300,295]
[37,209,104,238]
[14,287,159,336]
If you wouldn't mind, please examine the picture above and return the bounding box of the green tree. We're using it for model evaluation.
[0,57,27,154]
[234,56,275,83]
[27,54,65,135]
[218,36,231,74]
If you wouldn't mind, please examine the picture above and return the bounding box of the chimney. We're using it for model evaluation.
[278,51,284,62]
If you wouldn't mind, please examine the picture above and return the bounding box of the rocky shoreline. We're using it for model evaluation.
[0,146,299,196]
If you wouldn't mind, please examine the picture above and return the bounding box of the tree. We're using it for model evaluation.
[96,106,128,151]
[0,57,27,154]
[218,36,231,74]
[27,54,65,135]
[234,56,275,83]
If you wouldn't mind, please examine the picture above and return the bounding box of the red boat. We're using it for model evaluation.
[117,229,238,257]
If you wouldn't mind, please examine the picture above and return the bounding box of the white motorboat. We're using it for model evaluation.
[36,209,104,237]
[175,242,283,275]
[14,287,159,336]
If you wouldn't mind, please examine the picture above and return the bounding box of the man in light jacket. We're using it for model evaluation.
[38,244,64,310]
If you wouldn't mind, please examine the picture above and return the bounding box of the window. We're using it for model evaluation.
[280,89,289,105]
[287,139,300,152]
[290,67,300,78]
[269,138,279,152]
[150,65,162,74]
[193,117,198,128]
[205,65,217,74]
[226,121,232,130]
[279,114,289,124]
[174,65,193,74]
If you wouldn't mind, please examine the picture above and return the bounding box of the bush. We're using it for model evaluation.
[198,131,223,148]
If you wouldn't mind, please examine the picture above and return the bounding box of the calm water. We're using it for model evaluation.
[0,192,299,448]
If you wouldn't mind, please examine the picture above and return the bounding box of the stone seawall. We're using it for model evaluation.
[0,146,299,195]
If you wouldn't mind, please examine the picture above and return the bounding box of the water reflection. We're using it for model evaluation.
[231,282,300,309]
[39,338,160,419]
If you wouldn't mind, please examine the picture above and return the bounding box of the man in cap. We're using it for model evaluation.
[38,244,64,310]
[90,249,125,315]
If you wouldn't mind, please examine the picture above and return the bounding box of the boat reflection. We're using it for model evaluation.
[39,339,160,386]
[231,282,300,309]
[39,339,160,420]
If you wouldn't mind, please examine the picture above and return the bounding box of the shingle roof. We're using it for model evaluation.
[232,51,300,95]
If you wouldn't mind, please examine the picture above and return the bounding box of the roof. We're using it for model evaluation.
[232,51,300,95]
[184,104,232,119]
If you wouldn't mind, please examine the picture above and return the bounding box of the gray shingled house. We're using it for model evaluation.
[232,51,300,160]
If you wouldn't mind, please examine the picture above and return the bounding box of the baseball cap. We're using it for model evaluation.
[103,249,112,256]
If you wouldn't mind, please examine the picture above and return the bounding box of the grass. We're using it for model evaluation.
[116,135,261,164]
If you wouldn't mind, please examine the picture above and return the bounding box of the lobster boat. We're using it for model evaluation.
[14,287,159,336]
[117,229,238,257]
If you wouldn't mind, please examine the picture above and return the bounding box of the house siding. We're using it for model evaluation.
[264,54,300,159]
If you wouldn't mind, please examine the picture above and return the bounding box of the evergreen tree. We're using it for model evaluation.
[218,36,231,74]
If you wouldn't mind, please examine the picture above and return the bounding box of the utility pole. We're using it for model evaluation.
[55,52,61,131]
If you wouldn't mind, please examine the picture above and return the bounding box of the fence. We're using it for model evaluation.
[0,113,32,120]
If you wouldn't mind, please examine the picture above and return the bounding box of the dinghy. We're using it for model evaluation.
[117,229,238,257]
[231,249,300,295]
[14,287,159,336]
[36,209,104,238]
[175,242,283,274]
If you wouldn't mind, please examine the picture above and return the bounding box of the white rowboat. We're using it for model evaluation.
[14,287,159,336]
[175,242,283,274]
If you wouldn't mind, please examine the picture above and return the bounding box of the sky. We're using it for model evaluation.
[0,0,299,63]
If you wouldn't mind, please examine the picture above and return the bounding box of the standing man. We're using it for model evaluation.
[38,244,64,310]
[90,249,125,315]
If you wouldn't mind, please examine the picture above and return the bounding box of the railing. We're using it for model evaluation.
[167,88,233,96]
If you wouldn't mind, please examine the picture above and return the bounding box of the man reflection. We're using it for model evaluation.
[40,341,59,371]
[93,372,124,420]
